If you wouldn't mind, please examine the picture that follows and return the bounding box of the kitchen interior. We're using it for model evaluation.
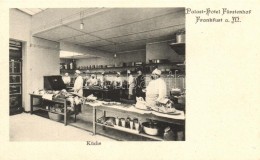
[9,8,186,141]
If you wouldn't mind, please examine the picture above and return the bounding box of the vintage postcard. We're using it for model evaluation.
[0,0,259,160]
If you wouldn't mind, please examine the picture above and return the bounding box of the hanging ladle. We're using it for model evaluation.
[171,70,181,94]
[174,70,178,88]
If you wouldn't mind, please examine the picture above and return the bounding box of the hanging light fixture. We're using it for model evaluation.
[80,22,84,30]
[114,43,117,58]
[114,43,117,67]
[70,52,75,70]
[80,12,84,30]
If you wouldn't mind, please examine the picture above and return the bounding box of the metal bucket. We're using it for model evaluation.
[48,112,63,122]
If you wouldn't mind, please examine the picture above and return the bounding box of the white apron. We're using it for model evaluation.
[146,80,158,108]
[87,78,97,86]
[128,75,135,95]
[146,78,167,108]
[73,76,83,97]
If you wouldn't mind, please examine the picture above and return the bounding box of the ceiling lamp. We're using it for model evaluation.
[114,43,117,58]
[80,11,84,30]
[80,22,84,30]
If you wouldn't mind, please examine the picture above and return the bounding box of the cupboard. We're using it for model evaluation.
[9,40,23,115]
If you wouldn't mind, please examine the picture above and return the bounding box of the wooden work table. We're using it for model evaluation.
[30,94,77,126]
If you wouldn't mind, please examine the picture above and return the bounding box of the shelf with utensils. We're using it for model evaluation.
[95,122,164,141]
[89,102,185,141]
[60,62,184,75]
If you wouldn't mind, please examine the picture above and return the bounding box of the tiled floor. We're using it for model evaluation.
[10,105,184,141]
[9,113,114,141]
[9,104,153,141]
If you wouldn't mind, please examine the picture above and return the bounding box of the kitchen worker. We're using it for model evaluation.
[145,68,167,108]
[113,72,122,88]
[135,70,145,100]
[100,72,107,86]
[73,70,83,97]
[62,73,71,87]
[86,74,98,87]
[128,70,135,100]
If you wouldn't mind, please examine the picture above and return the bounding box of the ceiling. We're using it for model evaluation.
[18,8,47,16]
[32,8,185,58]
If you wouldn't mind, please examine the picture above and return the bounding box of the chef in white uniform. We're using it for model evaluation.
[145,68,167,108]
[86,74,98,86]
[114,72,122,88]
[100,72,107,86]
[128,70,135,99]
[62,73,71,87]
[73,70,83,97]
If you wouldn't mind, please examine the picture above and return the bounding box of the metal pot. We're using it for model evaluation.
[48,112,63,122]
[142,121,159,136]
[135,62,143,66]
[170,88,181,96]
[149,59,169,64]
[177,95,185,104]
[176,34,185,43]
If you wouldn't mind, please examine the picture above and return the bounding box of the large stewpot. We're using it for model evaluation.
[142,121,160,136]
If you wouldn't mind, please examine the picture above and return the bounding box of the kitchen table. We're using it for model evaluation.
[30,94,77,126]
[85,101,185,141]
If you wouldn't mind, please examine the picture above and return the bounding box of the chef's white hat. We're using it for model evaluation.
[91,74,95,77]
[152,68,161,75]
[117,72,121,75]
[75,70,81,74]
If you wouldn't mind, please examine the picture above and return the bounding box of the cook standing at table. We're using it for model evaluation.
[73,70,83,97]
[86,74,98,86]
[135,70,145,100]
[62,72,71,87]
[145,68,167,108]
[100,72,107,86]
[114,72,122,88]
[128,70,135,99]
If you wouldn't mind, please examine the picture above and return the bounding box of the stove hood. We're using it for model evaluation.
[169,42,185,55]
[44,75,66,90]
